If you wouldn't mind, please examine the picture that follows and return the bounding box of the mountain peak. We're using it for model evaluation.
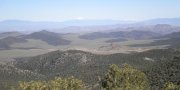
[39,30,50,33]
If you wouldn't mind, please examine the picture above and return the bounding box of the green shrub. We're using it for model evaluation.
[101,64,150,90]
[162,82,180,90]
[12,76,85,90]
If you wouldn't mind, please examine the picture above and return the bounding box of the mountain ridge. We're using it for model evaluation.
[1,18,180,32]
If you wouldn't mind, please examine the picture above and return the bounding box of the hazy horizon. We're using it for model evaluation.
[0,0,180,22]
[1,17,180,22]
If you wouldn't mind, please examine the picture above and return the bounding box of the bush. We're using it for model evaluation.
[12,76,85,90]
[101,64,150,90]
[162,82,180,90]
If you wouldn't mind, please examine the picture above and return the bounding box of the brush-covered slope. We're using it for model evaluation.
[12,49,176,84]
[0,63,45,90]
[0,48,179,90]
[0,63,44,81]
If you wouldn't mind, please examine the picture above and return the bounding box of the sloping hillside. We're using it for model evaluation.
[24,30,71,46]
[0,30,71,50]
[12,49,175,84]
[129,31,180,48]
[79,30,160,41]
[0,48,179,89]
[0,63,45,90]
[0,32,22,39]
[0,37,27,49]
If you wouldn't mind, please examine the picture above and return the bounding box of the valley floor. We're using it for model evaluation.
[0,35,168,63]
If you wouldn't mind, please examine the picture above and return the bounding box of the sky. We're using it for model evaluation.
[0,0,180,21]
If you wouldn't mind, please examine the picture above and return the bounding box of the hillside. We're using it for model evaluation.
[0,30,71,50]
[11,49,176,84]
[159,31,180,39]
[0,37,27,49]
[147,54,180,89]
[0,63,45,90]
[24,30,71,46]
[0,32,22,39]
[79,30,160,41]
[78,24,180,41]
[0,63,44,81]
[129,31,180,48]
[0,48,179,89]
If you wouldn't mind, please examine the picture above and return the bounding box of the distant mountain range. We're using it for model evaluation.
[139,18,180,26]
[0,27,180,50]
[78,24,180,42]
[0,20,132,32]
[0,18,180,33]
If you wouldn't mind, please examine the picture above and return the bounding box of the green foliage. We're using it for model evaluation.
[162,82,180,90]
[101,64,150,90]
[13,76,85,90]
[12,49,174,85]
[147,52,180,90]
[16,81,48,90]
[0,49,179,90]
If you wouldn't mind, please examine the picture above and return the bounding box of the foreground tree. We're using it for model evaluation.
[101,64,150,90]
[162,82,180,90]
[13,76,85,90]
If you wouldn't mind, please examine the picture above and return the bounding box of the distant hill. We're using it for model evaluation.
[0,30,71,49]
[62,19,133,26]
[129,31,180,48]
[78,24,180,43]
[24,30,71,46]
[0,32,22,39]
[150,24,180,34]
[105,38,127,43]
[139,18,180,26]
[0,37,27,49]
[152,31,180,48]
[158,31,180,39]
[79,30,160,41]
[110,24,180,35]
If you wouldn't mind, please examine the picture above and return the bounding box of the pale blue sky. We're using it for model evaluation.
[0,0,180,21]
